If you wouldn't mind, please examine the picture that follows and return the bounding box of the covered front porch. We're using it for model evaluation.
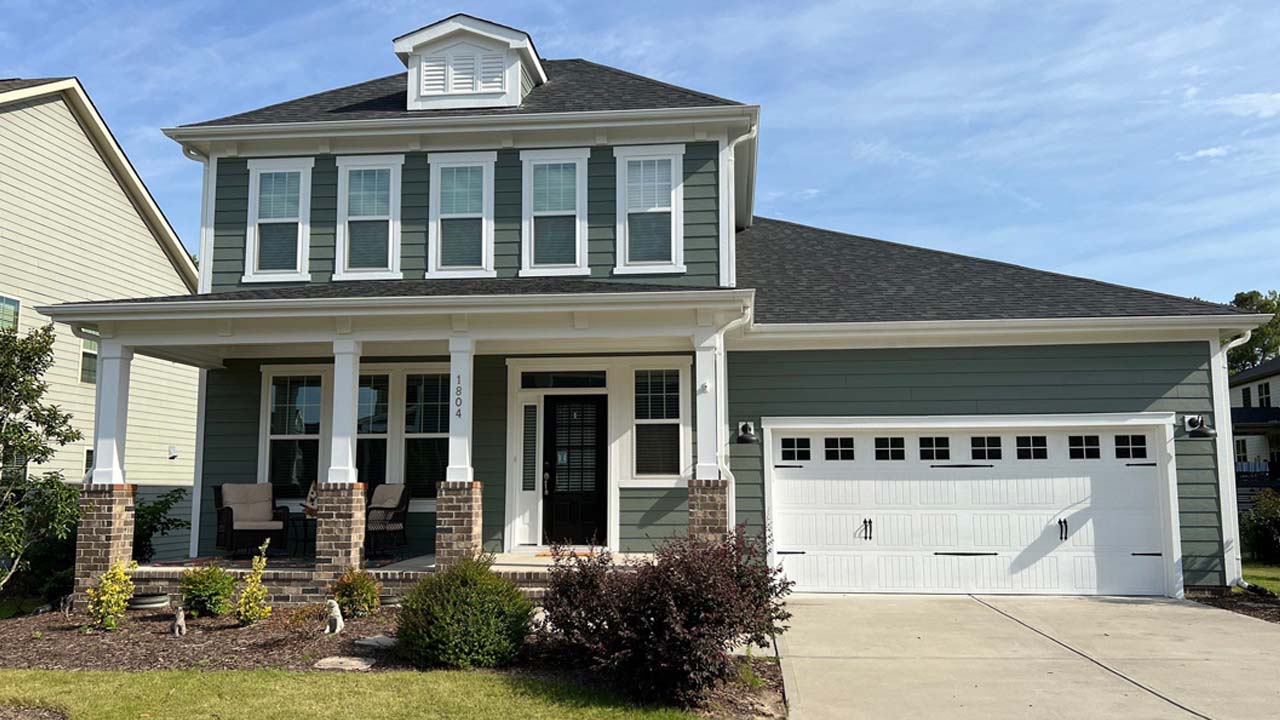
[45,282,751,604]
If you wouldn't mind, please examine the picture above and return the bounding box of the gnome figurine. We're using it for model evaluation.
[171,606,187,637]
[324,599,345,635]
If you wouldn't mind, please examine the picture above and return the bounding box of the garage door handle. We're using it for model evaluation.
[1127,462,1157,467]
[773,464,803,469]
[1131,552,1162,557]
[933,552,998,557]
[1058,518,1067,541]
[930,463,994,469]
[777,551,806,556]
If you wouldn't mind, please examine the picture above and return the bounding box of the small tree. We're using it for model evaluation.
[0,324,83,594]
[235,540,272,626]
[1228,290,1280,373]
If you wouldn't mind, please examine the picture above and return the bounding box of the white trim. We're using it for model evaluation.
[760,412,1184,598]
[717,131,732,287]
[242,157,315,283]
[188,369,208,557]
[196,154,219,294]
[519,147,590,277]
[614,144,687,275]
[1209,336,1245,586]
[334,154,406,281]
[427,151,497,278]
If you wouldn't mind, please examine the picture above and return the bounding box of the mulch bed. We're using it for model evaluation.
[0,708,65,720]
[1191,588,1280,624]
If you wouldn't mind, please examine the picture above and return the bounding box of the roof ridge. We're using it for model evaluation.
[179,71,406,128]
[748,216,1244,316]
[560,58,742,106]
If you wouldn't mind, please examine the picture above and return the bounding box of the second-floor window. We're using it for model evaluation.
[1261,382,1272,408]
[1243,387,1253,407]
[80,331,99,385]
[613,144,686,275]
[335,155,404,280]
[428,151,496,278]
[245,158,314,283]
[0,296,18,331]
[520,148,589,276]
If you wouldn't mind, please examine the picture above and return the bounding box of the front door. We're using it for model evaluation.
[542,395,607,545]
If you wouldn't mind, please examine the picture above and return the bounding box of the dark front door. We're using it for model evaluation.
[543,394,607,545]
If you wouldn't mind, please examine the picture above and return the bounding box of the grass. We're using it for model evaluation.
[1244,562,1280,594]
[0,670,691,720]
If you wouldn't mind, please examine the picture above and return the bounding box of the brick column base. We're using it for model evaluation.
[436,480,482,570]
[315,483,366,579]
[74,484,136,607]
[688,478,730,542]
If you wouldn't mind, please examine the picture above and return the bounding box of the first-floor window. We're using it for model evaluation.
[80,331,98,384]
[0,295,18,331]
[356,375,390,491]
[266,375,322,498]
[634,369,682,475]
[403,373,449,498]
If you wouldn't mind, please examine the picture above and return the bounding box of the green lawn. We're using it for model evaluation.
[1245,562,1280,594]
[0,670,690,720]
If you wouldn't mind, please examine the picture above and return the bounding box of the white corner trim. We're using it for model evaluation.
[519,148,590,276]
[613,144,686,275]
[427,151,497,278]
[188,368,208,557]
[334,154,405,280]
[243,157,315,284]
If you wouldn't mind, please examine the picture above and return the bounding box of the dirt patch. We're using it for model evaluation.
[1192,589,1280,624]
[695,657,786,720]
[0,708,66,720]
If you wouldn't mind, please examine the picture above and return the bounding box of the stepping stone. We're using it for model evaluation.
[354,635,396,650]
[314,656,376,671]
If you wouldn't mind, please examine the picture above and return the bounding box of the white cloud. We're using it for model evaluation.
[1208,92,1280,119]
[1176,145,1232,161]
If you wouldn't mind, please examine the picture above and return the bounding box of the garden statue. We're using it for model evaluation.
[324,599,344,635]
[171,605,187,637]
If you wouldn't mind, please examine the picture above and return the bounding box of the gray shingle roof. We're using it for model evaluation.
[1231,356,1280,386]
[181,60,741,128]
[0,77,70,94]
[735,217,1246,324]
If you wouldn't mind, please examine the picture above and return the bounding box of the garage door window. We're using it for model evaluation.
[1069,435,1101,460]
[919,436,950,460]
[971,436,1002,460]
[1115,434,1147,459]
[874,437,905,461]
[781,437,811,462]
[1016,435,1048,460]
[824,437,854,461]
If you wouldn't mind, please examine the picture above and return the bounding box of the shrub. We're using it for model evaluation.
[397,556,533,669]
[180,563,236,617]
[1243,489,1280,562]
[332,568,381,618]
[542,526,793,706]
[235,540,271,626]
[86,561,135,630]
[132,488,190,563]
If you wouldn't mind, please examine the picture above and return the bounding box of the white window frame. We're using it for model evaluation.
[1236,438,1249,463]
[257,365,332,494]
[427,151,497,278]
[334,155,405,281]
[1260,382,1272,408]
[519,148,590,277]
[78,331,98,385]
[629,363,692,483]
[613,144,686,275]
[243,158,314,283]
[0,295,19,331]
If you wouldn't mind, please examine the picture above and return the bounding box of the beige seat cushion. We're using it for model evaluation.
[233,520,283,531]
[368,484,405,510]
[221,483,274,523]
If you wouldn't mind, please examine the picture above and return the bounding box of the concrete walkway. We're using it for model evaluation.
[778,594,1280,720]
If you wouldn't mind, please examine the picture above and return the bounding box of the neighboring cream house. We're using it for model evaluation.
[1230,357,1280,468]
[0,78,199,557]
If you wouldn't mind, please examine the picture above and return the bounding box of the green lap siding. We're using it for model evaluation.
[726,342,1226,587]
[135,485,194,562]
[619,488,688,552]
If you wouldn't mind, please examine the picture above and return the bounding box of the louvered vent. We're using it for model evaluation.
[479,54,505,92]
[421,56,446,95]
[449,55,477,93]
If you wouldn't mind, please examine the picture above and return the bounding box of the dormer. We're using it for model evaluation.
[393,14,547,111]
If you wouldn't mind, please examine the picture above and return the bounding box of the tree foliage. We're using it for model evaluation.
[132,488,190,563]
[1229,290,1280,373]
[0,324,83,594]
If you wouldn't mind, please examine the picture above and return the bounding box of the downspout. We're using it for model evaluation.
[715,303,755,531]
[1221,329,1258,592]
[724,123,758,287]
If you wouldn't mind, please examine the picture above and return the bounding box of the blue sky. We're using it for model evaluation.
[5,0,1278,302]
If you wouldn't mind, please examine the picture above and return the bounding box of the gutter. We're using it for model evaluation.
[748,314,1273,336]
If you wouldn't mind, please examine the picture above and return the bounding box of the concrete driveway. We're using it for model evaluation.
[778,594,1280,719]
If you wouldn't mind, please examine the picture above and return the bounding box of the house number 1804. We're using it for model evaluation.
[455,374,464,418]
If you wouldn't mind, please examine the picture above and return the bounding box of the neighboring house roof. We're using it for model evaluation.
[179,59,741,128]
[1232,356,1280,387]
[735,217,1248,324]
[0,77,198,291]
[1232,406,1280,431]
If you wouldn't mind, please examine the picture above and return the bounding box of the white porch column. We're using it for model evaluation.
[327,339,362,484]
[694,329,722,481]
[446,336,475,482]
[90,341,133,485]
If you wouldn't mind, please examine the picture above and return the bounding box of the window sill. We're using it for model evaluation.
[612,264,687,276]
[333,270,404,281]
[619,476,688,489]
[425,269,498,279]
[240,272,312,284]
[518,266,591,278]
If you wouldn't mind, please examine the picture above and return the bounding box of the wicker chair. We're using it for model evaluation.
[365,484,409,556]
[214,484,289,557]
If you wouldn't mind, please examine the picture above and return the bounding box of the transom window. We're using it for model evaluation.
[634,369,683,476]
[244,158,313,282]
[1261,383,1273,408]
[79,331,98,385]
[1016,435,1048,460]
[266,375,323,498]
[920,436,950,461]
[0,296,17,331]
[613,145,686,275]
[781,437,811,462]
[335,156,404,280]
[825,437,855,461]
[520,149,589,276]
[1115,434,1148,460]
[971,436,1002,461]
[1068,435,1101,460]
[875,437,905,461]
[428,152,496,278]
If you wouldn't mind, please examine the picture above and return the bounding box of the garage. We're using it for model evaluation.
[764,414,1182,596]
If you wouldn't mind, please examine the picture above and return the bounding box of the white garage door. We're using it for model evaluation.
[768,419,1176,596]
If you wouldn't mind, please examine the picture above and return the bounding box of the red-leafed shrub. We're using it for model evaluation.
[542,526,792,705]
